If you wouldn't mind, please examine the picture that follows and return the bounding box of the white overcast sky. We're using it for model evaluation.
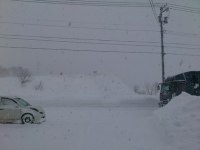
[0,0,200,86]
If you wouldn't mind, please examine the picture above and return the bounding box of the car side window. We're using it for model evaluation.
[1,98,18,106]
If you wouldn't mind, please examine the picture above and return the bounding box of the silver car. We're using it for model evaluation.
[0,96,45,124]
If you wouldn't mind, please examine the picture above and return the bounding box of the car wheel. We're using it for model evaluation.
[21,113,34,124]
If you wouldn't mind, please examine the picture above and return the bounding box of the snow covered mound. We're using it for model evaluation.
[154,92,200,150]
[0,74,144,106]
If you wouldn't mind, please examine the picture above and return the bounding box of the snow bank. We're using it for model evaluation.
[154,92,200,150]
[0,74,150,106]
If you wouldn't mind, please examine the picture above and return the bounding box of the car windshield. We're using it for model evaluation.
[161,84,170,92]
[14,97,31,107]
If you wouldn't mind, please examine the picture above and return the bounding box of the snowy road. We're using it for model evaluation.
[0,101,173,150]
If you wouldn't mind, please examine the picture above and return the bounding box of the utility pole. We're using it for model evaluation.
[159,4,169,83]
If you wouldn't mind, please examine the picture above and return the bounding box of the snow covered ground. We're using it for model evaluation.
[0,106,172,150]
[0,74,157,107]
[0,75,199,150]
[154,93,200,150]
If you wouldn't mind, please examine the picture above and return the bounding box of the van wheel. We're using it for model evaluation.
[21,114,34,124]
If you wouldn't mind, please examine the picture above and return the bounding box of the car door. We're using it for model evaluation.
[0,99,6,123]
[0,97,21,122]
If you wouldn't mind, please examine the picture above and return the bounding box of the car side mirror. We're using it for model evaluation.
[157,85,160,91]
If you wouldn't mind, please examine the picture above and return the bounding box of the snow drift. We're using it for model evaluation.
[0,74,156,107]
[154,92,200,150]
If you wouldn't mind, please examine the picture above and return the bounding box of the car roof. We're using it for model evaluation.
[0,96,19,99]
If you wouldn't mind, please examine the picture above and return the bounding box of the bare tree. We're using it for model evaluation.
[144,82,159,95]
[134,82,159,95]
[133,85,140,93]
[144,83,152,95]
[34,81,44,91]
[11,67,32,85]
[133,84,146,95]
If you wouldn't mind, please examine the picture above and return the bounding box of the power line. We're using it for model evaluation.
[153,2,200,14]
[0,45,200,57]
[165,33,200,39]
[165,46,200,51]
[0,45,160,54]
[0,21,69,28]
[0,21,160,33]
[2,20,200,38]
[167,3,200,14]
[167,52,200,57]
[166,30,200,38]
[1,33,200,48]
[11,0,200,15]
[71,26,159,32]
[149,0,158,23]
[1,36,200,51]
[11,0,156,7]
[0,33,161,43]
[0,36,162,48]
[165,42,200,47]
[11,0,162,7]
[167,3,200,11]
[0,16,158,27]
